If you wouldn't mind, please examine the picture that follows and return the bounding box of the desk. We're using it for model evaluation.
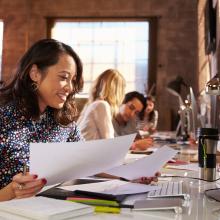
[76,169,220,220]
[76,139,220,220]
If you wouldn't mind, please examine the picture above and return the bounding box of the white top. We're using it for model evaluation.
[77,100,114,140]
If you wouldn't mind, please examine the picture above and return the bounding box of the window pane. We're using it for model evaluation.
[51,21,149,95]
[93,44,116,63]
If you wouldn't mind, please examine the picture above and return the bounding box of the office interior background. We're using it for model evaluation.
[0,0,219,131]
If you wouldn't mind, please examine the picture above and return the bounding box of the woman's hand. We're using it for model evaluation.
[1,173,47,201]
[131,172,160,185]
[11,173,47,199]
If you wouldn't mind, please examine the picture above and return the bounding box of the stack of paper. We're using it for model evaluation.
[0,196,93,220]
[59,179,159,195]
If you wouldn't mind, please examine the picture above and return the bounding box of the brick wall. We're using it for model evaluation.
[198,0,220,129]
[0,0,199,130]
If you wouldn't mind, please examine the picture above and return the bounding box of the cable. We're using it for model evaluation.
[159,175,220,182]
[204,188,220,202]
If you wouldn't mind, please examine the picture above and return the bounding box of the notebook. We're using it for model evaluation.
[0,196,94,220]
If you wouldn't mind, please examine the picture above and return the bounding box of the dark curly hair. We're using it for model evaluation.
[0,39,83,125]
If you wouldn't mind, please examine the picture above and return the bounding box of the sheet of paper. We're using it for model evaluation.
[105,145,178,180]
[30,134,136,185]
[151,132,173,140]
[180,148,198,155]
[123,153,147,164]
[166,163,199,171]
[59,180,159,195]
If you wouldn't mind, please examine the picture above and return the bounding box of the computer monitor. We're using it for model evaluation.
[189,87,199,140]
[167,82,199,141]
[175,87,199,141]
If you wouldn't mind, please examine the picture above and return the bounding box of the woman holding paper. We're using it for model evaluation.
[0,39,83,200]
[0,39,159,201]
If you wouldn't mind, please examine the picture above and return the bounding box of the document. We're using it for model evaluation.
[0,196,93,220]
[59,179,159,195]
[105,145,178,180]
[151,132,173,140]
[123,153,147,164]
[30,134,136,185]
[166,163,199,171]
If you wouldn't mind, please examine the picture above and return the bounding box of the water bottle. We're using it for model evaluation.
[198,128,219,181]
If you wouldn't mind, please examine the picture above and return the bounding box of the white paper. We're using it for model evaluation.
[0,197,93,220]
[151,132,172,140]
[59,180,159,195]
[105,146,178,180]
[123,153,147,164]
[30,134,136,185]
[166,163,199,171]
[180,148,198,155]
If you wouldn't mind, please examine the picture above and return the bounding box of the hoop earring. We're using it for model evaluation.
[31,82,38,92]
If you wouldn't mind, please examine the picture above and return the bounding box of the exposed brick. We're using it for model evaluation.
[0,0,210,130]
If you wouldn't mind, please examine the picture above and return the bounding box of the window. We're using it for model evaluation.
[0,21,3,78]
[51,20,149,95]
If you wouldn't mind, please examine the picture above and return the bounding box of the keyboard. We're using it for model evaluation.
[147,181,190,200]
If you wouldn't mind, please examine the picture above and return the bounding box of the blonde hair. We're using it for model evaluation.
[88,69,125,116]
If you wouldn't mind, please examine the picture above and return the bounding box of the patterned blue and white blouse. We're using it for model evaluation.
[0,101,82,189]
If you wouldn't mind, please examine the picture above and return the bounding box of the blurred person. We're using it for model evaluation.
[136,95,158,134]
[77,69,125,140]
[113,91,153,150]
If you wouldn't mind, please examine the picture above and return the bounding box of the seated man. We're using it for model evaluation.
[113,91,153,150]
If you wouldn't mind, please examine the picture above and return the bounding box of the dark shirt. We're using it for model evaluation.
[0,102,82,189]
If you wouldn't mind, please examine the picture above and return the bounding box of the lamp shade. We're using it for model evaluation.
[205,73,220,95]
[167,76,188,96]
[167,76,188,106]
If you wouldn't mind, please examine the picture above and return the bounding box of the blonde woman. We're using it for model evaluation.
[77,69,125,140]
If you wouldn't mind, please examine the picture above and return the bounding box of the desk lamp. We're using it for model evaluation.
[205,73,220,95]
[167,76,189,140]
[205,73,220,128]
[167,76,188,105]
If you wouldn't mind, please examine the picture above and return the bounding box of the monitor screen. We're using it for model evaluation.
[189,87,199,139]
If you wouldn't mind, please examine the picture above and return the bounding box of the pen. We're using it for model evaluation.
[119,177,130,182]
[23,164,27,176]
